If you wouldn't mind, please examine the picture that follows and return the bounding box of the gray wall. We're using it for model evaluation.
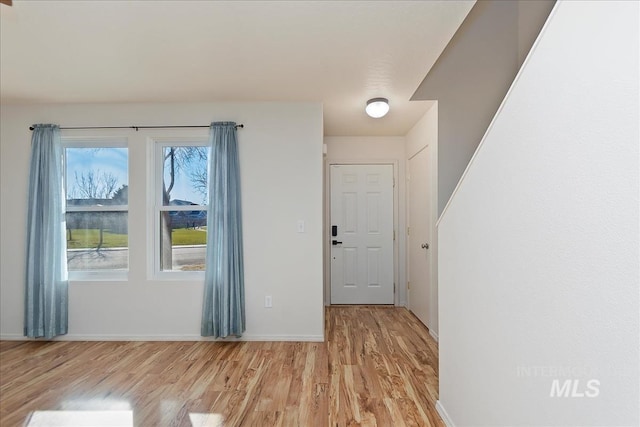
[412,0,555,215]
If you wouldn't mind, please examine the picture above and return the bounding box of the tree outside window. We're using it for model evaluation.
[158,143,209,272]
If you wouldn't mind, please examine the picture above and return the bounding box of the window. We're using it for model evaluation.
[154,140,209,276]
[63,139,129,279]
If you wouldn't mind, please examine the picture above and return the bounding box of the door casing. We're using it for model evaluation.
[324,160,400,306]
[330,164,394,304]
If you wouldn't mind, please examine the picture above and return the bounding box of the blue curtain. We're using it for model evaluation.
[25,124,69,339]
[201,122,245,337]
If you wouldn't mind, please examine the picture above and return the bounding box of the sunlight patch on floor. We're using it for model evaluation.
[189,412,225,427]
[27,410,133,427]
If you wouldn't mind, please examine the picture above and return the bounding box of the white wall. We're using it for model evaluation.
[405,104,439,335]
[0,101,324,341]
[438,1,639,425]
[324,136,407,306]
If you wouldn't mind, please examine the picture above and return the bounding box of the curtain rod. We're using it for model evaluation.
[29,124,244,131]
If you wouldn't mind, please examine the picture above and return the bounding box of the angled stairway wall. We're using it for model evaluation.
[437,1,639,425]
[413,0,555,215]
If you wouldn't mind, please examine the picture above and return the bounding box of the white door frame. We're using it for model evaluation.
[324,160,401,306]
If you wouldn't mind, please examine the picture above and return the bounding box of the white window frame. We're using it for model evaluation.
[62,137,129,282]
[151,137,209,280]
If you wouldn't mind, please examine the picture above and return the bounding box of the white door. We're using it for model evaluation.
[330,164,394,304]
[408,147,432,327]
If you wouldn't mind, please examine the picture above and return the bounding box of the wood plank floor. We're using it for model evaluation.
[0,306,441,426]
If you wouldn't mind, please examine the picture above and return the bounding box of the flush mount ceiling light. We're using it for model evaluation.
[365,98,390,118]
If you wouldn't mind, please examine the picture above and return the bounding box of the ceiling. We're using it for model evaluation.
[0,1,474,136]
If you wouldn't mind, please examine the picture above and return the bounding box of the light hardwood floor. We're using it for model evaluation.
[0,306,442,426]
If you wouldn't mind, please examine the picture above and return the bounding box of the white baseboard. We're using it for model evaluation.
[0,334,26,340]
[0,333,324,342]
[429,329,439,342]
[436,401,455,427]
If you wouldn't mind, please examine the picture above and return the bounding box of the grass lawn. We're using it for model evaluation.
[67,228,206,249]
[171,228,207,245]
[67,229,128,249]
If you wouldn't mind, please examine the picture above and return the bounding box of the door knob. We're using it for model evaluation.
[332,240,343,245]
[421,243,429,249]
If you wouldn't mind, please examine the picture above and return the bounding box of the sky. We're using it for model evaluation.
[65,146,208,204]
[65,147,128,200]
[162,147,209,205]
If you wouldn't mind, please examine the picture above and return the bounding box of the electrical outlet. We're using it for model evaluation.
[297,220,305,233]
[265,295,272,308]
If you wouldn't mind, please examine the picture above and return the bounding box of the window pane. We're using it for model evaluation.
[162,146,209,206]
[66,212,128,271]
[66,147,128,205]
[159,210,207,271]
